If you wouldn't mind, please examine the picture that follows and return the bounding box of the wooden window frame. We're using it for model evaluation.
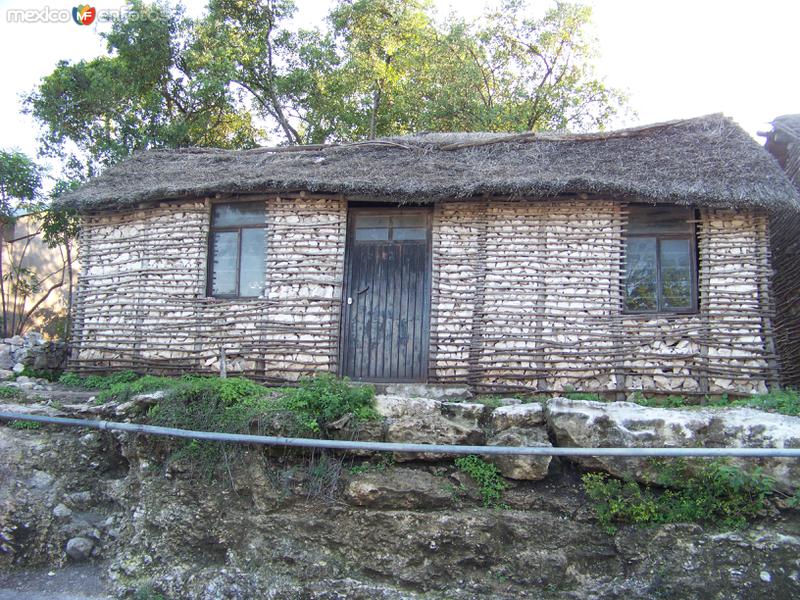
[206,202,266,298]
[351,211,430,245]
[624,206,699,315]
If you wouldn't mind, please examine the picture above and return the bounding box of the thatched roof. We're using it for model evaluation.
[763,114,800,189]
[58,113,800,213]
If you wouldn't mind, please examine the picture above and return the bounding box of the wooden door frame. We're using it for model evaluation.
[338,204,433,383]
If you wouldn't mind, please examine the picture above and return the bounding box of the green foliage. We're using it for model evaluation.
[293,0,627,141]
[629,393,690,408]
[132,584,166,600]
[729,389,800,416]
[582,460,774,534]
[59,370,141,392]
[8,420,42,430]
[274,373,377,433]
[28,0,626,171]
[564,391,602,401]
[0,149,41,216]
[348,454,395,475]
[57,372,83,387]
[18,366,62,382]
[472,395,505,408]
[625,389,800,417]
[455,455,509,508]
[77,372,378,476]
[26,0,261,177]
[0,386,24,399]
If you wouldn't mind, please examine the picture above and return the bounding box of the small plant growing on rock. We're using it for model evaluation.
[582,460,774,534]
[0,386,24,399]
[455,455,509,508]
[8,420,41,430]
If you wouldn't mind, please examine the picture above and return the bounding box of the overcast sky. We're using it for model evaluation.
[1,0,797,174]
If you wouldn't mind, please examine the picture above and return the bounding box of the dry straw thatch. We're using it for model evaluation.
[58,113,800,213]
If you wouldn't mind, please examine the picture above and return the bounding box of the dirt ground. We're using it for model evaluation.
[0,564,111,600]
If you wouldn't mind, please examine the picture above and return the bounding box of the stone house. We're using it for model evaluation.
[762,115,800,388]
[57,114,800,396]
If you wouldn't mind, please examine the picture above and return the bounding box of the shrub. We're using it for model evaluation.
[274,373,377,432]
[143,373,376,477]
[19,366,62,381]
[455,455,509,508]
[582,460,774,534]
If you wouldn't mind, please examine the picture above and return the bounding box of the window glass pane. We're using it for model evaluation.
[625,237,658,311]
[211,231,238,295]
[239,228,265,297]
[661,238,692,309]
[212,203,265,227]
[355,227,389,241]
[393,227,426,241]
[356,215,390,229]
[628,206,692,235]
[392,214,426,228]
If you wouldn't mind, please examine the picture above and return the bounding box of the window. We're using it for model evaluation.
[207,202,266,297]
[353,213,428,242]
[624,205,697,313]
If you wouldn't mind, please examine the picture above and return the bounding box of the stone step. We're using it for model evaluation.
[375,383,472,401]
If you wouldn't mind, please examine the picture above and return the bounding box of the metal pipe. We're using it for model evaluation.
[2,411,800,458]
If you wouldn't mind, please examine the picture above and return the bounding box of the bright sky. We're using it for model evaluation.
[0,0,797,181]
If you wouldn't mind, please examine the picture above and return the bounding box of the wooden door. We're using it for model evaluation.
[340,207,432,382]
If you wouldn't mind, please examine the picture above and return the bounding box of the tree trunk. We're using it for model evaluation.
[0,234,6,338]
[65,242,74,341]
[369,88,382,140]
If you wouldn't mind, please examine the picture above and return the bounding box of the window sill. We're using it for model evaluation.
[622,310,699,318]
[203,295,266,302]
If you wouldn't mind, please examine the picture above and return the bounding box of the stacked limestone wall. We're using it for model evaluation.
[428,200,776,395]
[71,196,346,381]
[71,197,776,394]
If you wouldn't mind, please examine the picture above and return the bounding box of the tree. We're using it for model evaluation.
[37,182,81,340]
[0,150,41,336]
[202,0,305,144]
[286,0,627,141]
[25,0,261,177]
[27,0,627,158]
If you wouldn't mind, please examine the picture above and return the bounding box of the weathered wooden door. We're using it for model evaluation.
[340,207,432,382]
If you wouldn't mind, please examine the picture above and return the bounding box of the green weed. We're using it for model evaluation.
[58,370,140,390]
[455,455,509,508]
[0,386,24,399]
[729,389,800,416]
[8,420,42,430]
[18,366,62,382]
[582,460,774,534]
[564,391,602,401]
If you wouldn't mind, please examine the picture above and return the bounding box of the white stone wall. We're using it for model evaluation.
[428,200,775,395]
[72,197,346,380]
[72,197,775,394]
